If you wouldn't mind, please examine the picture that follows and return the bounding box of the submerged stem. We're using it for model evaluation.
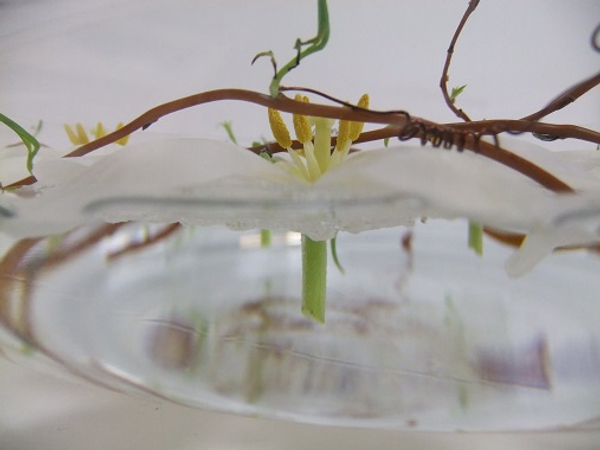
[301,235,327,323]
[468,221,483,256]
[260,229,272,247]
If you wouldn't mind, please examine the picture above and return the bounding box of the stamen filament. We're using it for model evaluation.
[278,159,305,179]
[329,140,351,168]
[302,142,321,181]
[286,148,311,180]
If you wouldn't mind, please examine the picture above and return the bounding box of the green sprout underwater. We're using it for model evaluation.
[3,0,600,323]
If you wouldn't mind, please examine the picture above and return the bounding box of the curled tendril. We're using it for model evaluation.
[397,119,485,152]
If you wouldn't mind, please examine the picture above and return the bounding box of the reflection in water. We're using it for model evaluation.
[1,222,600,430]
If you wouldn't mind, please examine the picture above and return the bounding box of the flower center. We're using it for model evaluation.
[268,94,369,183]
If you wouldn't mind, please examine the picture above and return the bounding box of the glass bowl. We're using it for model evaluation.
[2,216,600,431]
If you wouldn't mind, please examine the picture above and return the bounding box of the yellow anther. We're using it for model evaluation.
[268,108,292,148]
[349,93,369,140]
[336,118,351,151]
[75,123,90,144]
[65,121,130,147]
[64,124,79,145]
[293,94,312,144]
[64,123,89,145]
[91,122,107,139]
[115,122,130,146]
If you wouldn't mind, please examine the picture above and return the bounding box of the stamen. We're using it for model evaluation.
[64,123,90,145]
[336,118,351,151]
[277,159,306,180]
[91,122,107,139]
[75,123,90,144]
[293,95,313,144]
[349,93,369,140]
[303,142,321,181]
[64,124,78,145]
[268,108,292,148]
[286,148,311,180]
[312,117,332,173]
[66,122,130,147]
[115,123,130,146]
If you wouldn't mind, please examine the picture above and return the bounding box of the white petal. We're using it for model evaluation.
[1,138,297,237]
[506,195,600,276]
[4,137,600,270]
[320,146,551,230]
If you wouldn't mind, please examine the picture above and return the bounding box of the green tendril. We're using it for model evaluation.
[0,114,41,174]
[253,0,330,98]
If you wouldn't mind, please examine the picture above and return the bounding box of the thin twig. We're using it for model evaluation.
[439,0,480,122]
[521,72,600,123]
[279,86,411,118]
[521,22,600,122]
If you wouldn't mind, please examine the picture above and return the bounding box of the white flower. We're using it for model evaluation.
[2,128,600,277]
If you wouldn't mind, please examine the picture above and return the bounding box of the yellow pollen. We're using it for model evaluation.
[336,119,351,151]
[64,123,90,145]
[268,108,292,148]
[115,122,130,146]
[65,122,131,147]
[91,122,107,139]
[293,94,313,144]
[349,93,369,140]
[64,124,78,145]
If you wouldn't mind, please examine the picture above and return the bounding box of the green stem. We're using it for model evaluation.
[301,235,327,323]
[468,221,483,256]
[260,229,272,247]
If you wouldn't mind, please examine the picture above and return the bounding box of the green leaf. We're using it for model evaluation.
[450,84,467,103]
[219,121,238,145]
